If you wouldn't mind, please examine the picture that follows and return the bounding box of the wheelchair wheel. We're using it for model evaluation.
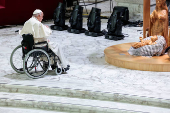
[23,49,50,79]
[10,45,24,73]
[55,67,62,75]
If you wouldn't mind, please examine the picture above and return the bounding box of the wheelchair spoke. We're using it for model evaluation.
[34,66,37,73]
[38,59,48,71]
[28,62,34,71]
[37,58,43,68]
[24,49,50,78]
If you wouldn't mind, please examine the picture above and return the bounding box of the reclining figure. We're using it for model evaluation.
[132,36,158,49]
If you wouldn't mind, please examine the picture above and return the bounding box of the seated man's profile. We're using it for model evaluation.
[19,9,70,71]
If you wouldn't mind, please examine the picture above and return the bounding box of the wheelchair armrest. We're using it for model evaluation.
[34,41,48,45]
[34,41,49,52]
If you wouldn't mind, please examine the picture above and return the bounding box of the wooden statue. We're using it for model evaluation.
[132,0,169,49]
[149,0,169,47]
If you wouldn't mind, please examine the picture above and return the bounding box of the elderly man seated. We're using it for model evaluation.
[19,9,70,71]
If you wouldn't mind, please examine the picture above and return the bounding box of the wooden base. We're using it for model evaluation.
[104,43,170,72]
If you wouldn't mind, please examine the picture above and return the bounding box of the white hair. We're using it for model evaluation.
[33,12,42,17]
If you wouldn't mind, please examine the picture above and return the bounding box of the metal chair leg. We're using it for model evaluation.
[83,0,88,14]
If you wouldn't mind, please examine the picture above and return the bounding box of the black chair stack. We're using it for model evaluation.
[51,2,68,31]
[67,5,86,34]
[85,7,103,37]
[105,6,129,40]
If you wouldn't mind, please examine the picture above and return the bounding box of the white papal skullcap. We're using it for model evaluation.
[33,9,42,14]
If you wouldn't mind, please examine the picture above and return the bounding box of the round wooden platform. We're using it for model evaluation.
[104,43,170,72]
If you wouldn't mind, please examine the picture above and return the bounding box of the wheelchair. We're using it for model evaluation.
[10,34,64,79]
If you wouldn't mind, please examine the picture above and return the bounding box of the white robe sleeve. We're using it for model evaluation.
[33,23,52,38]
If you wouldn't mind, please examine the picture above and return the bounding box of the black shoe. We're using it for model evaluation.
[51,65,57,70]
[64,65,70,71]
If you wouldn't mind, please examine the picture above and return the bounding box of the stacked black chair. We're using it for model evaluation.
[67,5,86,34]
[85,7,103,37]
[105,6,129,40]
[51,2,68,31]
[113,6,129,25]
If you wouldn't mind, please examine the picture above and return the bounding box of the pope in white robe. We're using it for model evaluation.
[19,9,69,69]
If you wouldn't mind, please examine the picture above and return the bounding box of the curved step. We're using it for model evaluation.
[0,83,170,109]
[0,107,67,113]
[0,92,170,113]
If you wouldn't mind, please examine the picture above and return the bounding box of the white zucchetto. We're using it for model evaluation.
[33,9,42,15]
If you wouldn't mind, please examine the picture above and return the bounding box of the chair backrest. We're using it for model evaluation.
[21,34,34,54]
[87,7,101,32]
[69,5,79,26]
[107,14,117,33]
[112,6,129,25]
[54,2,66,26]
[69,5,83,29]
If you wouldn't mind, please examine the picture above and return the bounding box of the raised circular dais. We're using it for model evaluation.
[104,43,170,72]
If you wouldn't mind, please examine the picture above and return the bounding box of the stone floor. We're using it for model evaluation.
[1,19,170,99]
[0,0,170,112]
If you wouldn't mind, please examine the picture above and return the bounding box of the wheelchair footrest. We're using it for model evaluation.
[85,31,103,37]
[105,34,124,41]
[67,28,86,34]
[50,25,68,31]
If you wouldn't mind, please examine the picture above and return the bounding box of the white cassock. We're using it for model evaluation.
[19,17,68,68]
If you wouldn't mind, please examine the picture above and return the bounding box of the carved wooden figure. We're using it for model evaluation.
[132,36,158,49]
[149,0,169,46]
[144,0,169,46]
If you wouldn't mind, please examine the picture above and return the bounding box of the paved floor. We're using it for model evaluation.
[0,0,170,109]
[1,17,170,100]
